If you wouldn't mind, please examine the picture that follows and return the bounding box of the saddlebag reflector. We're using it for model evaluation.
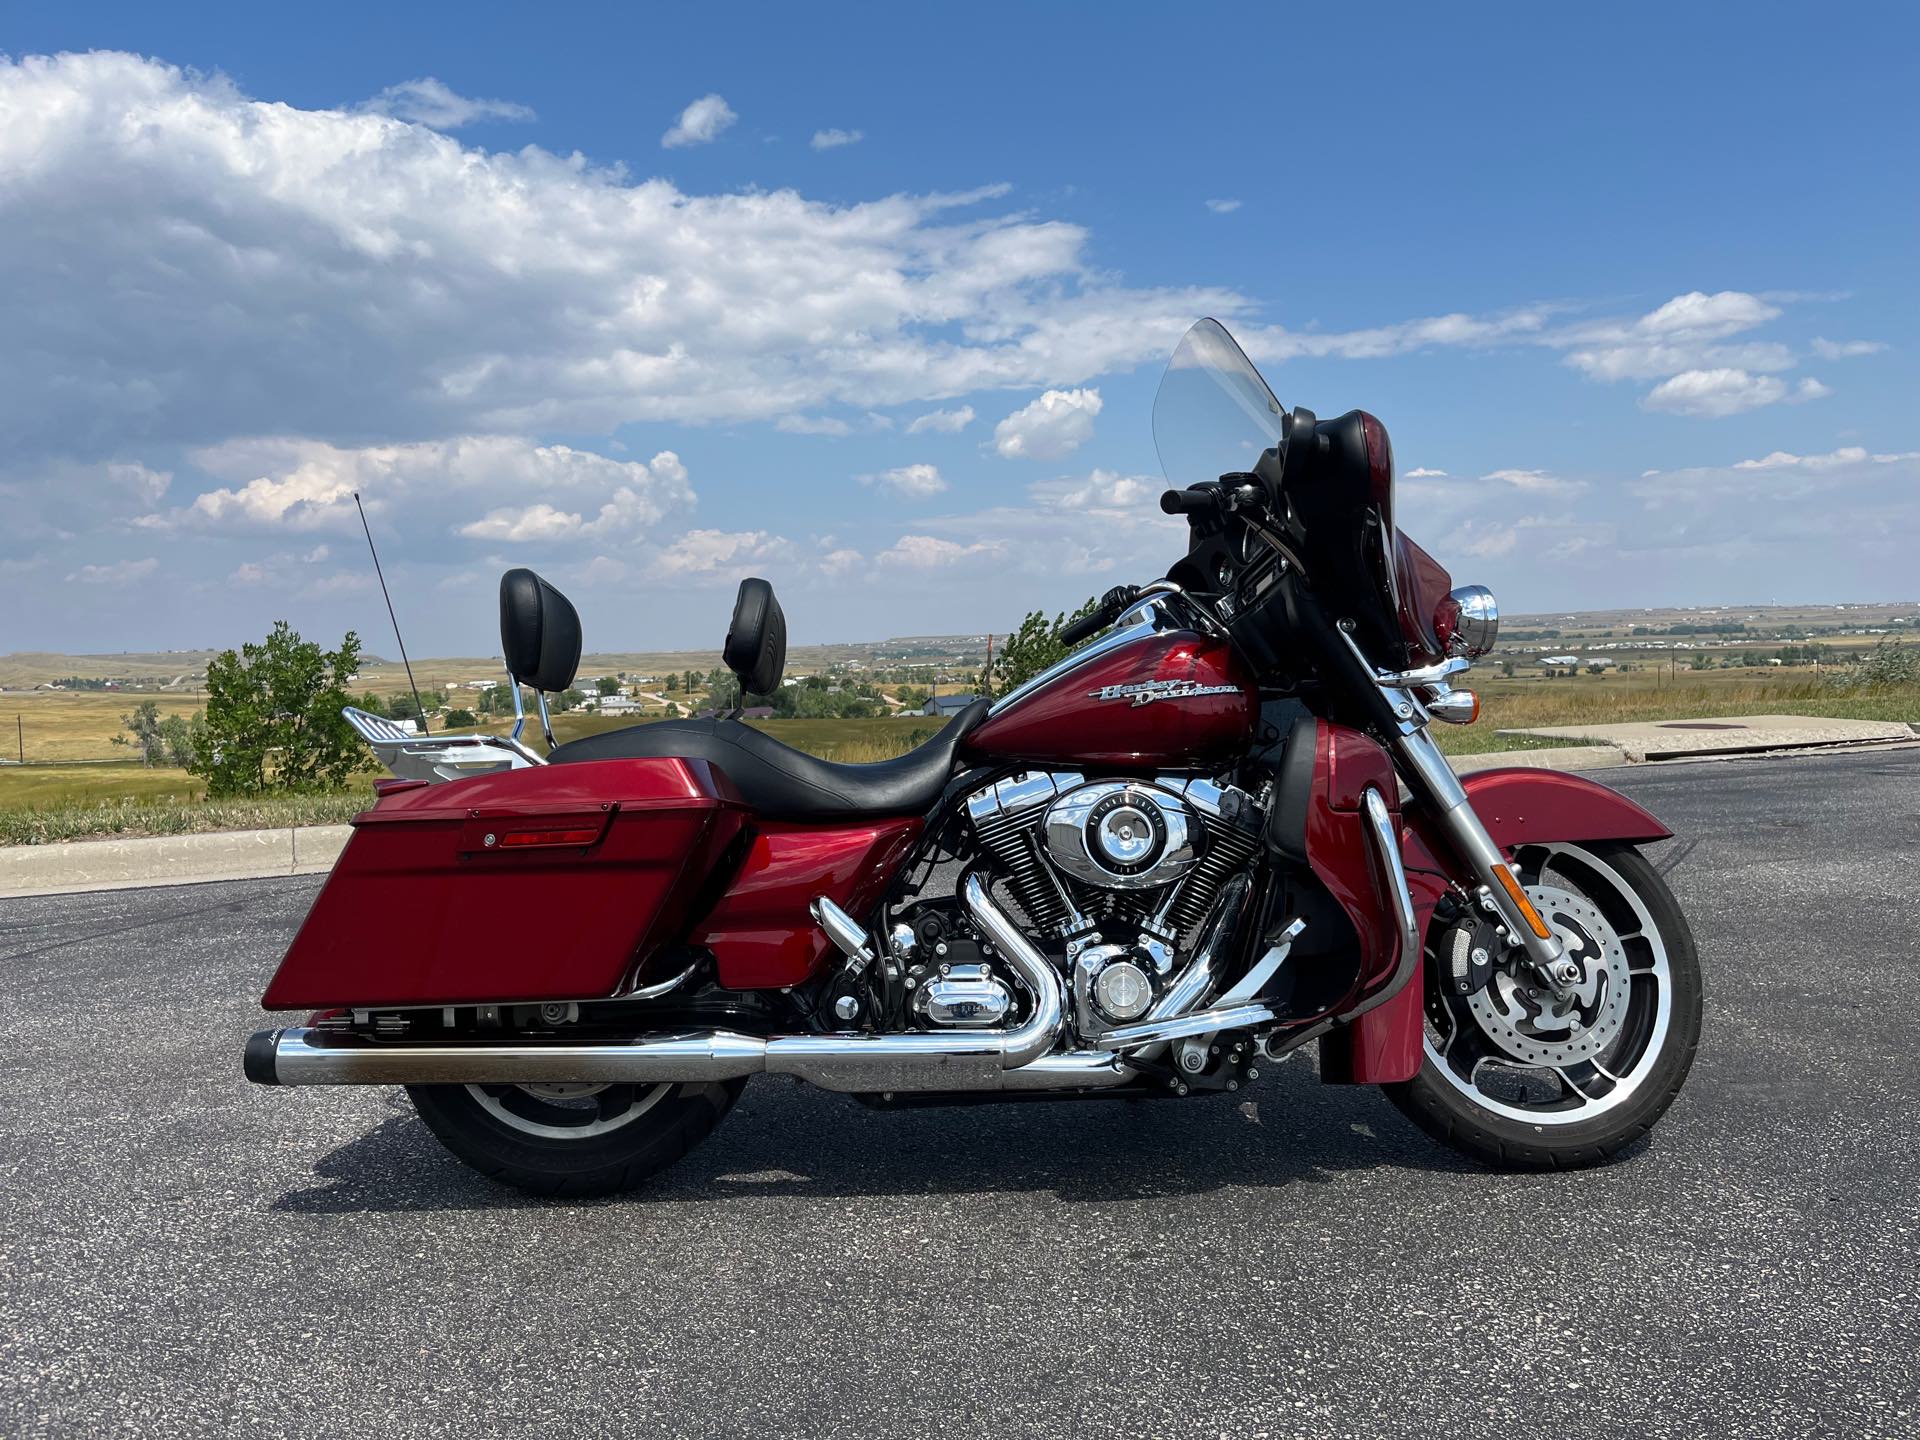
[259,758,747,1010]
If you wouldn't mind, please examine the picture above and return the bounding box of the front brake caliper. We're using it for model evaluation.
[1437,917,1501,998]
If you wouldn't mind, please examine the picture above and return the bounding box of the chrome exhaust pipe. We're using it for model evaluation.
[248,871,1097,1095]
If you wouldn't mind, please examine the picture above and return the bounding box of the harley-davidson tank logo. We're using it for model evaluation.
[1088,679,1239,708]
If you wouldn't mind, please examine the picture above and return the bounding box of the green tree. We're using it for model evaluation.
[159,713,199,769]
[665,673,680,693]
[596,676,621,697]
[191,622,368,797]
[983,598,1099,698]
[444,708,478,728]
[896,685,930,712]
[116,700,166,766]
[386,688,447,724]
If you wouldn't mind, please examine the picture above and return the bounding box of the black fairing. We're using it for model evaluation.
[724,578,787,696]
[1264,716,1318,865]
[498,568,582,693]
[1169,408,1405,681]
[1285,409,1402,667]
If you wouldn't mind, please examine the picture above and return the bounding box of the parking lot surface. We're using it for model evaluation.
[3,749,1917,1438]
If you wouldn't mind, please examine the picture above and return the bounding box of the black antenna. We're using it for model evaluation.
[354,492,427,735]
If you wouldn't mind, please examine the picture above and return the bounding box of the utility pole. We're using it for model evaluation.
[15,714,22,765]
[983,633,994,699]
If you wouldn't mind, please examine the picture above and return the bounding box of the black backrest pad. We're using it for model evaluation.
[499,568,582,693]
[724,577,786,695]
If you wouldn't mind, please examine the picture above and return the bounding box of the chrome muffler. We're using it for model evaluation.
[247,871,1136,1096]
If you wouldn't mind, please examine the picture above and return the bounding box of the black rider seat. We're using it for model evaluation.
[522,570,989,819]
[547,699,991,820]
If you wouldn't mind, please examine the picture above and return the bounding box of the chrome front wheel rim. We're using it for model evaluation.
[1423,843,1673,1126]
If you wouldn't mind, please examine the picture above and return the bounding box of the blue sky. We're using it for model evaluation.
[2,2,1914,655]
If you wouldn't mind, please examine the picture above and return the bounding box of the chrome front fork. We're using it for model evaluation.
[1392,725,1569,979]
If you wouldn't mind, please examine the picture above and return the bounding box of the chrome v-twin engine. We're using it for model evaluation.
[962,770,1263,1040]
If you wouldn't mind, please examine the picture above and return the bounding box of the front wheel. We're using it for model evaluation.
[407,1077,745,1196]
[1386,841,1702,1169]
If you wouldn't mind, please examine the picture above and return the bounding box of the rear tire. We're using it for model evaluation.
[1386,842,1702,1170]
[407,1078,745,1196]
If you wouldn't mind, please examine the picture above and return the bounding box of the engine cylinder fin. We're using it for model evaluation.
[1167,814,1261,937]
[973,808,1071,935]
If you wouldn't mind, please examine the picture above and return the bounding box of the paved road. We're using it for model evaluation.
[3,749,1917,1439]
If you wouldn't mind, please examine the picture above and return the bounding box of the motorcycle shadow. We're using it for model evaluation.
[271,1062,1485,1215]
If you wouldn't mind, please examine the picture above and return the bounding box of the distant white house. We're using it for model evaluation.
[589,695,644,715]
[1541,655,1580,667]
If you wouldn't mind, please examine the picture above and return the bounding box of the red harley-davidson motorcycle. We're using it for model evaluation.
[245,319,1702,1195]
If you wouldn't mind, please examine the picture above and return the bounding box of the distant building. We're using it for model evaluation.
[922,693,979,717]
[595,695,644,715]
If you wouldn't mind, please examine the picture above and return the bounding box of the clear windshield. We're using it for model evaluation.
[1151,318,1286,489]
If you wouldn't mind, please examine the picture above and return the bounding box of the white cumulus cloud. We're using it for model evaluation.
[860,463,948,498]
[875,535,1002,568]
[810,128,863,150]
[662,93,737,148]
[0,53,1245,463]
[653,529,795,578]
[993,388,1103,460]
[361,77,534,129]
[1809,337,1887,360]
[1641,369,1828,418]
[143,437,692,540]
[776,415,853,436]
[1205,198,1242,214]
[1483,468,1586,497]
[907,406,975,435]
[67,557,157,584]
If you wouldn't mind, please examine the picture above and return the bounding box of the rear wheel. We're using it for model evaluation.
[407,1077,745,1196]
[1386,841,1701,1169]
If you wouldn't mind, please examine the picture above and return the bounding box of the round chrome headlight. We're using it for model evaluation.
[1441,585,1499,658]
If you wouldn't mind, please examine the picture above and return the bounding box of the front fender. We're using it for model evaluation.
[1321,766,1669,1085]
[1451,766,1671,848]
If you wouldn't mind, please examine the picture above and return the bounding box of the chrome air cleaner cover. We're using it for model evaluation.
[1042,781,1198,890]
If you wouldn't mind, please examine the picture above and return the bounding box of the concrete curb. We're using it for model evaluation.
[1497,714,1917,763]
[0,824,350,900]
[1449,745,1627,776]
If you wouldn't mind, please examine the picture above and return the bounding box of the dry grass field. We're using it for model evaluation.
[0,691,205,764]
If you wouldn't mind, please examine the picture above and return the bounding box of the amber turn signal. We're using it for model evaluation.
[1426,688,1480,724]
[1493,863,1553,940]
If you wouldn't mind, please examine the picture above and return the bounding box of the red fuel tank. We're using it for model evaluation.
[965,626,1256,769]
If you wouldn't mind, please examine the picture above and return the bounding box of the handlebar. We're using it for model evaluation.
[1159,486,1219,516]
[1059,584,1143,646]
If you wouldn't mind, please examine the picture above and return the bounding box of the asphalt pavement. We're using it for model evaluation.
[3,749,1917,1439]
